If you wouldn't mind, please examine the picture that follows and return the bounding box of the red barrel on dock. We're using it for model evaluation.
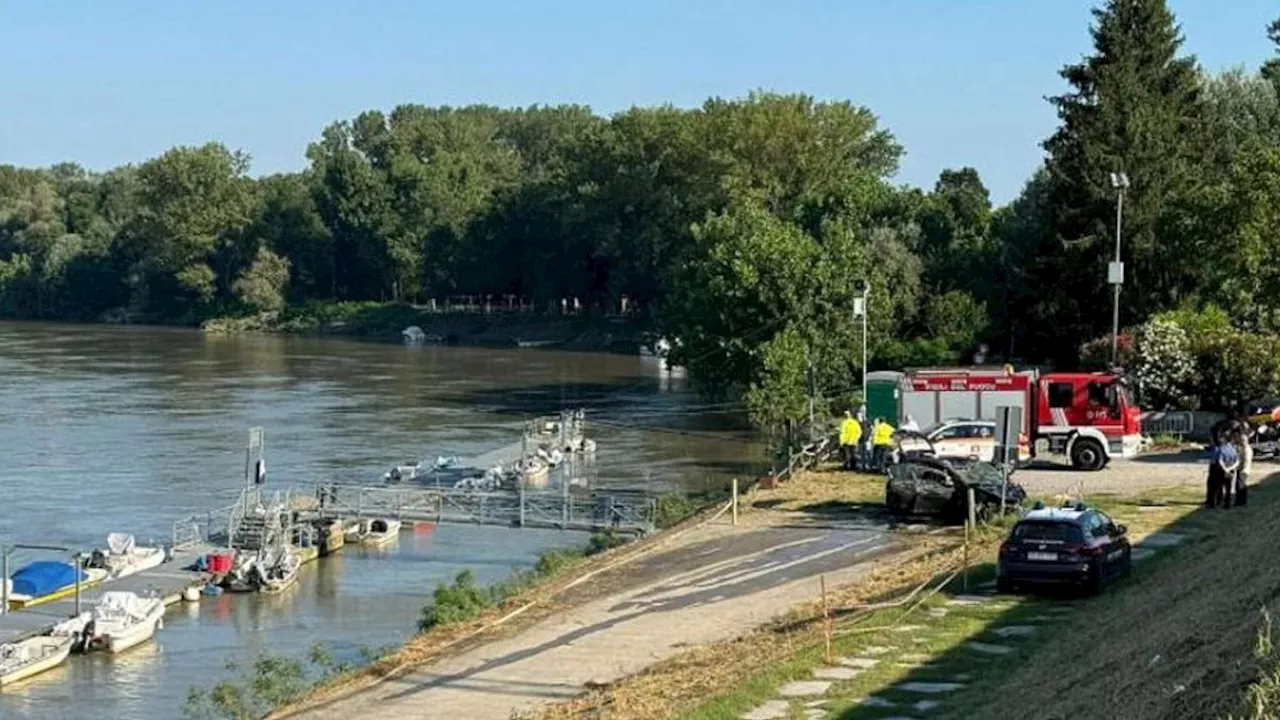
[207,552,233,574]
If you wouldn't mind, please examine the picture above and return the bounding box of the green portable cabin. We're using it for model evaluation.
[865,371,903,424]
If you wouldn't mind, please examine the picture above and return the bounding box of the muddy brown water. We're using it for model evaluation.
[0,321,765,719]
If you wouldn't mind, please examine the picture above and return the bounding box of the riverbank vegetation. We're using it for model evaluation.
[1,2,1275,426]
[420,529,626,631]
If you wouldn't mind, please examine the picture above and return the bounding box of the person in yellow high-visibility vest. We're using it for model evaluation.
[872,417,896,470]
[838,410,862,470]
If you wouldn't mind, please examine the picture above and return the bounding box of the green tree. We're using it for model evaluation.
[232,246,290,312]
[128,144,257,317]
[1264,16,1280,92]
[1039,0,1203,360]
[254,173,333,300]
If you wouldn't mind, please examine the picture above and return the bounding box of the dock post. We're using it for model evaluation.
[732,478,739,526]
[562,475,569,529]
[1,548,8,615]
[74,552,82,615]
[519,482,526,528]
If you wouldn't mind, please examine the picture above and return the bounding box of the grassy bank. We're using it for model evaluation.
[524,468,1222,720]
[200,301,649,351]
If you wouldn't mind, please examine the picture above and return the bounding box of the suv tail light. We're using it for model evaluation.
[999,542,1016,556]
[1064,543,1104,557]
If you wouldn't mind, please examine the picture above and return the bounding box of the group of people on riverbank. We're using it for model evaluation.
[838,410,898,472]
[1208,416,1253,508]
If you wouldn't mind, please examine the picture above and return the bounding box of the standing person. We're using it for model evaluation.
[872,417,896,471]
[1234,416,1253,507]
[857,407,872,471]
[1207,431,1240,509]
[901,414,920,433]
[838,410,862,471]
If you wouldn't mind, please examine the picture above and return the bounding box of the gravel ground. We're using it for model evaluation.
[1014,449,1256,497]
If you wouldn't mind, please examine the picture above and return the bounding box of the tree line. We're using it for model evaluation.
[2,0,1278,424]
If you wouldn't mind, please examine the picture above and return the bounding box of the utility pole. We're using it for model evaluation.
[806,362,817,441]
[854,281,869,405]
[1109,172,1130,365]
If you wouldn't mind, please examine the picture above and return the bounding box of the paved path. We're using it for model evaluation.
[296,522,893,720]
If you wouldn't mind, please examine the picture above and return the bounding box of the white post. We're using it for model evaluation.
[731,478,739,526]
[1,548,8,615]
[860,286,869,402]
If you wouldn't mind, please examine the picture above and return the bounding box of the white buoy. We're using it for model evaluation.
[182,585,201,602]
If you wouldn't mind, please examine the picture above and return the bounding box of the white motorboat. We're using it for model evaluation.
[343,518,369,544]
[87,591,165,654]
[259,551,302,595]
[85,533,166,580]
[0,635,74,686]
[362,519,401,547]
[516,456,550,487]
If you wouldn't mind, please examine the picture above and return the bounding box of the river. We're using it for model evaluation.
[0,321,765,720]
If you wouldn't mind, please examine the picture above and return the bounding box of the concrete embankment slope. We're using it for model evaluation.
[946,474,1280,720]
[294,521,894,720]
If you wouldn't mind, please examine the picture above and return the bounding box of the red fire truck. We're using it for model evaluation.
[894,368,1143,471]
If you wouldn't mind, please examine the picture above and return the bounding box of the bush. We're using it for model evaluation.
[418,570,492,631]
[1190,329,1280,411]
[654,492,704,529]
[588,528,626,554]
[533,548,587,577]
[1132,318,1195,409]
[1078,330,1136,369]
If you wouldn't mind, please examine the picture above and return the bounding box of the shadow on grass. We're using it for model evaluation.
[825,476,1273,720]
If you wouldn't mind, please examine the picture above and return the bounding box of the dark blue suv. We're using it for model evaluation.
[997,503,1132,594]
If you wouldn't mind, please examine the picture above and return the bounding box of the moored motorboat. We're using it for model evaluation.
[516,456,550,487]
[84,533,166,580]
[7,561,109,610]
[314,518,346,555]
[362,519,401,547]
[87,592,165,654]
[259,551,302,595]
[0,635,74,686]
[343,518,369,544]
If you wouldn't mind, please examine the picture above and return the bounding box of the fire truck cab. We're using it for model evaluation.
[891,368,1143,471]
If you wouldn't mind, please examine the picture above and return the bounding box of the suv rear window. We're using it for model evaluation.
[1013,521,1083,543]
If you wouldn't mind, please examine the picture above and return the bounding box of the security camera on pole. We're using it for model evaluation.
[1108,172,1129,365]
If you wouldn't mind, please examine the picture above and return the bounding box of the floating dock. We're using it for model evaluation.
[0,543,213,644]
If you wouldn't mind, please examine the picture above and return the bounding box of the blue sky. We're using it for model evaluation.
[0,1,1274,203]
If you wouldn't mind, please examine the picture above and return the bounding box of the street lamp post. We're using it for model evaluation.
[1109,172,1130,365]
[853,281,869,405]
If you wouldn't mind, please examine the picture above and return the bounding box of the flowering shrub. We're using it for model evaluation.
[1132,318,1195,409]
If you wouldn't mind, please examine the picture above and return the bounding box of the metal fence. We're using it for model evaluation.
[1141,411,1195,438]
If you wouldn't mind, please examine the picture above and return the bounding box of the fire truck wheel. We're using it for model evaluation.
[1070,438,1106,472]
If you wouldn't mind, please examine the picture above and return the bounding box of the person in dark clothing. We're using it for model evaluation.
[1207,434,1240,509]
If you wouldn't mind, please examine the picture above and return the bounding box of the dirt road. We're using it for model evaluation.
[293,520,895,720]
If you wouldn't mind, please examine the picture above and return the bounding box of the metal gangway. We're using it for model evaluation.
[303,481,656,533]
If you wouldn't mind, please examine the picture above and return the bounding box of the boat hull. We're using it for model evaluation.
[362,520,402,547]
[104,612,162,654]
[8,569,109,611]
[0,637,72,686]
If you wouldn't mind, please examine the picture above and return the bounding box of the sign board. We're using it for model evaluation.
[907,374,1029,393]
[852,296,865,318]
[995,405,1023,465]
[1108,261,1125,285]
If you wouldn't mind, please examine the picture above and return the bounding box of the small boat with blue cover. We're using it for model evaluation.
[5,561,108,611]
